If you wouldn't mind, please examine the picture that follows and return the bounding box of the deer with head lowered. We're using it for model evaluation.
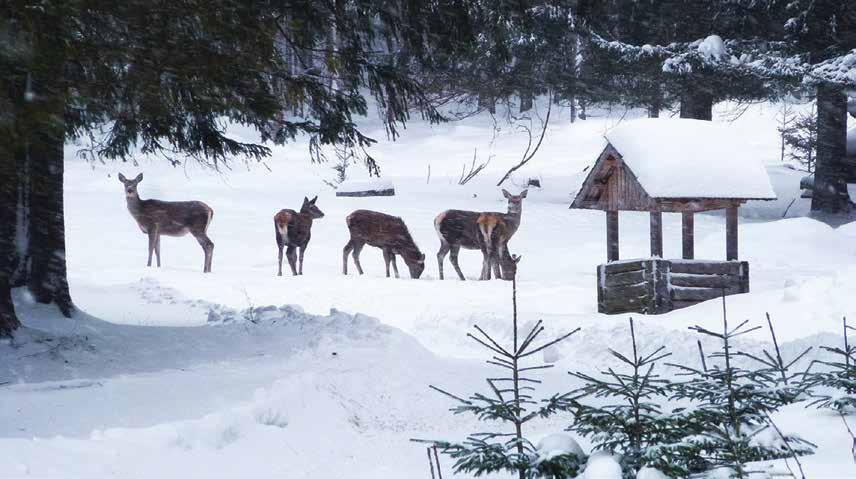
[343,210,426,279]
[118,173,214,272]
[434,189,526,281]
[274,196,324,276]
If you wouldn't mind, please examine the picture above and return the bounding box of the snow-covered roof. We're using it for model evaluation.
[604,118,776,200]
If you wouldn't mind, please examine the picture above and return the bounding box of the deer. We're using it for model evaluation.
[342,210,426,279]
[274,196,324,276]
[434,188,527,281]
[118,173,214,273]
[476,213,518,281]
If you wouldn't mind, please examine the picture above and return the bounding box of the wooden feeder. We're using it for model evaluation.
[570,119,777,314]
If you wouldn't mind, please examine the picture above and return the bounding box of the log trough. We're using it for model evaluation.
[571,118,776,315]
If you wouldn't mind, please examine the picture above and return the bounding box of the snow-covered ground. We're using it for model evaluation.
[2,101,855,478]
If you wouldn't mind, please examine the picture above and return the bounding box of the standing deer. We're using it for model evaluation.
[343,210,426,279]
[274,196,324,276]
[118,173,214,272]
[434,189,527,280]
[476,213,518,280]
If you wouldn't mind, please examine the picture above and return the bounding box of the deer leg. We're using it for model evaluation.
[343,240,355,275]
[437,242,450,280]
[391,255,400,279]
[383,249,392,278]
[147,231,157,267]
[195,233,214,273]
[450,245,465,281]
[352,242,365,275]
[286,245,298,276]
[277,244,284,276]
[479,247,491,281]
[298,245,306,275]
[155,234,162,268]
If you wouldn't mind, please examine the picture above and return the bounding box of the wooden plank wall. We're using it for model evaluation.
[598,259,750,315]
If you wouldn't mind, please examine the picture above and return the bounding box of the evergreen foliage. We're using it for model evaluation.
[566,318,679,478]
[424,259,582,479]
[807,318,856,413]
[660,305,815,478]
[779,104,818,171]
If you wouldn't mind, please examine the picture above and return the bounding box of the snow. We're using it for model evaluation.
[535,432,585,461]
[336,178,394,193]
[1,100,855,477]
[697,35,726,60]
[604,118,777,199]
[582,452,623,478]
[810,49,856,87]
[848,127,856,157]
[636,467,670,479]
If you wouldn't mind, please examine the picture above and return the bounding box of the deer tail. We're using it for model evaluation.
[477,216,496,255]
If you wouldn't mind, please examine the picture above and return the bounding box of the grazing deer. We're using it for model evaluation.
[343,210,426,279]
[118,173,214,273]
[274,196,324,276]
[435,189,527,280]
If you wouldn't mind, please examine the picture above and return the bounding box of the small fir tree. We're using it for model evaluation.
[780,104,819,172]
[423,259,582,479]
[566,318,680,478]
[661,302,815,477]
[807,318,856,413]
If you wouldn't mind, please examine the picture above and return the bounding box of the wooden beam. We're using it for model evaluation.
[606,210,619,262]
[726,206,738,260]
[681,212,694,260]
[649,211,663,257]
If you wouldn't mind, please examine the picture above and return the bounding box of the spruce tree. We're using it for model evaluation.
[566,318,680,478]
[423,259,582,479]
[661,305,815,477]
[807,318,856,413]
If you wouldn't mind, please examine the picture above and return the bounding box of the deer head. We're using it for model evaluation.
[300,196,325,219]
[404,250,426,279]
[502,188,528,215]
[118,173,144,199]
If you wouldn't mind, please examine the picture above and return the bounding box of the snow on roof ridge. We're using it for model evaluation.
[604,118,777,200]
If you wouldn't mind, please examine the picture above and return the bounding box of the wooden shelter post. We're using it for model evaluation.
[726,206,738,260]
[606,210,619,262]
[649,211,663,257]
[681,212,694,260]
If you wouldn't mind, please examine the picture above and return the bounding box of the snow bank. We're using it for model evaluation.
[336,178,395,195]
[605,118,777,199]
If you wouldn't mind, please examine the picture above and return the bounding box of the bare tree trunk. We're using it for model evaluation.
[811,83,851,213]
[679,90,713,120]
[519,92,533,113]
[0,133,20,336]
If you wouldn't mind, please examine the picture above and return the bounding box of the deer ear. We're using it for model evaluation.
[134,173,143,183]
[303,196,310,204]
[519,189,528,198]
[118,173,127,183]
[311,196,318,204]
[502,189,512,199]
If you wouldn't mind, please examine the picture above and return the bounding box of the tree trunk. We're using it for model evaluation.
[0,133,20,336]
[679,90,713,120]
[519,92,533,113]
[811,83,850,213]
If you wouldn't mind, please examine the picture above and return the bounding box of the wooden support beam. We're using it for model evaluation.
[606,210,619,262]
[726,206,738,260]
[649,211,663,257]
[681,212,694,260]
